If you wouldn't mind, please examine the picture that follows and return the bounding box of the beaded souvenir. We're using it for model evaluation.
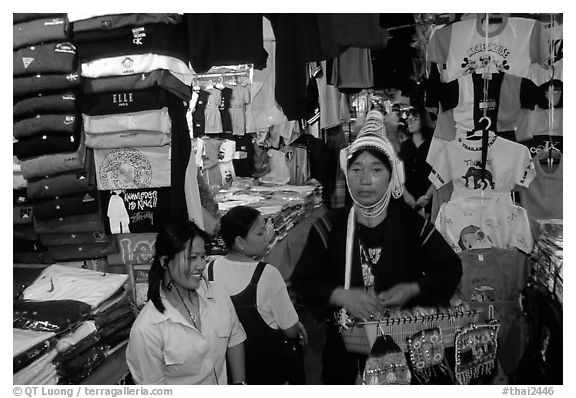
[454,320,500,385]
[362,334,411,385]
[406,327,449,384]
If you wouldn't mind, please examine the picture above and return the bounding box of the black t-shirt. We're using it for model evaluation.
[399,137,432,199]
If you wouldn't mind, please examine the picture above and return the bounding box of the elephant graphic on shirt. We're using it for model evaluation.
[462,164,495,190]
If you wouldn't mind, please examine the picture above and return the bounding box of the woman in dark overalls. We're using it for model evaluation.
[208,206,307,384]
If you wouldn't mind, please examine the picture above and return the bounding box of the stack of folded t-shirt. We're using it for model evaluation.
[17,264,132,384]
[14,13,118,265]
[13,328,58,385]
[71,13,203,233]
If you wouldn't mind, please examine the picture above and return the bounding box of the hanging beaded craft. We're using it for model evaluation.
[362,334,412,385]
[406,327,449,384]
[454,320,500,385]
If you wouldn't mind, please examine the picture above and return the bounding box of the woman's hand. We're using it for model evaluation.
[331,288,384,321]
[378,283,420,309]
[416,195,430,209]
[297,321,308,346]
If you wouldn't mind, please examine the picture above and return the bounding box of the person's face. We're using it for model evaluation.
[166,236,207,291]
[347,151,391,206]
[406,113,421,134]
[237,215,268,257]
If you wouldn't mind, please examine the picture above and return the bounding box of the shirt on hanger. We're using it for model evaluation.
[204,89,223,134]
[282,145,310,185]
[439,72,538,133]
[427,16,549,83]
[260,148,291,185]
[435,196,533,254]
[519,156,563,237]
[218,139,236,187]
[429,134,536,198]
[229,85,251,135]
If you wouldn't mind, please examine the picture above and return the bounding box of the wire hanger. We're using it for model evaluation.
[215,76,225,90]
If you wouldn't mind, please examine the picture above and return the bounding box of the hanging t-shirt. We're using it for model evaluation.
[204,89,223,134]
[260,148,290,185]
[229,134,255,177]
[457,247,531,375]
[282,145,310,185]
[94,146,171,190]
[315,60,351,130]
[326,47,374,94]
[429,134,536,199]
[439,72,538,133]
[435,196,533,254]
[192,137,205,170]
[427,15,549,83]
[218,139,236,187]
[229,85,251,135]
[516,59,563,141]
[457,247,529,303]
[100,188,171,234]
[202,137,223,188]
[219,87,233,133]
[191,89,209,138]
[519,156,563,237]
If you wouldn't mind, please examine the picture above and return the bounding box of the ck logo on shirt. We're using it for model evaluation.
[131,27,147,46]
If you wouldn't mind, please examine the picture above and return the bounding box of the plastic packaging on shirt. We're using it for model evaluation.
[57,344,107,384]
[22,264,129,309]
[56,332,101,364]
[13,330,56,373]
[14,299,92,333]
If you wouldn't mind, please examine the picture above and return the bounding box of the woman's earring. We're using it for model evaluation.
[166,279,174,291]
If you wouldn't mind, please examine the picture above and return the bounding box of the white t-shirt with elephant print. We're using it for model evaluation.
[429,133,535,201]
[435,197,533,254]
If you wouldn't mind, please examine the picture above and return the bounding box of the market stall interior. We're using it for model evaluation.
[13,12,562,385]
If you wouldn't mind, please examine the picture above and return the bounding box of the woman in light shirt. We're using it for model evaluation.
[208,206,307,385]
[127,219,246,385]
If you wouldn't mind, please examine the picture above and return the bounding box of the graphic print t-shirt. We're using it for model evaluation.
[100,188,170,234]
[427,16,548,83]
[435,196,533,254]
[94,146,171,190]
[429,134,536,196]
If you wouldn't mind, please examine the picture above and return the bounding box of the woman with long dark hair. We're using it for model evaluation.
[398,105,435,217]
[127,219,247,385]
